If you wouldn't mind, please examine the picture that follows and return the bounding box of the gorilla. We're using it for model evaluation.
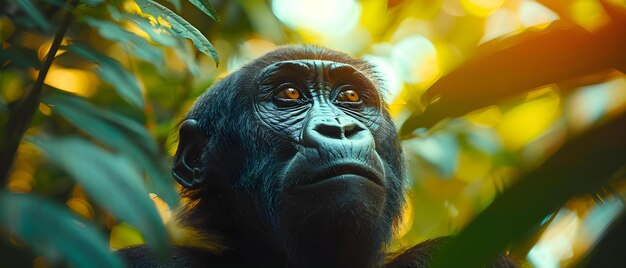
[119,45,516,268]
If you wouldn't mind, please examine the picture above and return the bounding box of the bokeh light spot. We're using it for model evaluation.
[570,0,609,30]
[391,35,440,85]
[109,223,145,250]
[66,197,94,219]
[41,66,97,97]
[272,0,361,36]
[497,90,560,150]
[519,0,559,29]
[461,0,505,17]
[482,9,521,43]
[363,55,403,101]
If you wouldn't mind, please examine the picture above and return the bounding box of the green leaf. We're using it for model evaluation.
[129,17,178,47]
[15,0,53,32]
[171,39,200,76]
[42,92,179,207]
[0,191,125,268]
[68,44,144,108]
[0,45,40,69]
[431,112,626,268]
[29,136,169,255]
[83,17,164,66]
[80,0,105,6]
[107,6,199,75]
[186,0,221,22]
[134,0,219,65]
[107,6,178,47]
[41,0,72,9]
[166,0,181,11]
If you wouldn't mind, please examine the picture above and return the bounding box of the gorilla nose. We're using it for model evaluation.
[303,116,372,147]
[314,121,360,139]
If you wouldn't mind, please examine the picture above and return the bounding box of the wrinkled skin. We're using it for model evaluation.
[118,46,517,268]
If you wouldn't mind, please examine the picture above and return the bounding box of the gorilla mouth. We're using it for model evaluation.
[305,163,383,187]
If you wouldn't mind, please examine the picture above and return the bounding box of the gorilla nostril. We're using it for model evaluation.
[314,123,343,139]
[343,123,363,139]
[313,122,364,140]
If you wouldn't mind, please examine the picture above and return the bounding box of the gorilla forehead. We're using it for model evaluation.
[257,59,363,82]
[255,59,377,94]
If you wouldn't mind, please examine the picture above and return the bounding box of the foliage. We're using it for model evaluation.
[1,0,218,266]
[1,0,625,267]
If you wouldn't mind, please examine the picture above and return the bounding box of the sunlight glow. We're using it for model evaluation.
[461,0,505,17]
[528,210,579,268]
[150,193,172,223]
[7,170,33,193]
[362,54,403,101]
[109,223,144,250]
[41,65,98,97]
[567,78,626,131]
[519,0,559,29]
[482,9,521,43]
[570,0,610,30]
[228,39,277,73]
[497,88,561,150]
[395,197,413,239]
[66,197,94,219]
[38,38,69,60]
[272,0,361,36]
[391,35,440,85]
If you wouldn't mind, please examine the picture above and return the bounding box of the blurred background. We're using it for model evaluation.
[1,0,625,267]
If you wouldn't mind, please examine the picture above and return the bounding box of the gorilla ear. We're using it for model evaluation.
[172,119,205,189]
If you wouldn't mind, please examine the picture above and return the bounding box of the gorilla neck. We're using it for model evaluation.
[286,221,386,268]
[207,189,389,267]
[221,219,385,268]
[269,172,389,267]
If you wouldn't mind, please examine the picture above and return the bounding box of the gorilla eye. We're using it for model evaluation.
[276,87,301,100]
[336,89,360,102]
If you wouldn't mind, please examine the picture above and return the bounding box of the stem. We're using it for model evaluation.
[0,0,78,186]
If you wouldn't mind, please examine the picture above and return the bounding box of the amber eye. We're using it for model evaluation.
[337,89,360,102]
[276,87,301,100]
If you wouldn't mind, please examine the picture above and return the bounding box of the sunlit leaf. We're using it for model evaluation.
[83,17,164,66]
[401,19,626,136]
[186,0,221,22]
[68,44,144,108]
[0,191,125,268]
[42,92,179,207]
[134,0,219,65]
[431,111,626,268]
[14,0,53,32]
[126,15,178,47]
[29,136,169,255]
[107,7,200,75]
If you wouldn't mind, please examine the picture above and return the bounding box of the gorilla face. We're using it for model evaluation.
[254,59,386,208]
[253,60,395,266]
[173,46,405,267]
